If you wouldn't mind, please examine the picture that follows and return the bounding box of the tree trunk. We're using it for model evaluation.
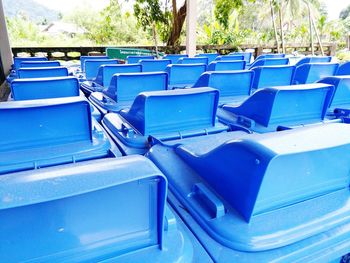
[167,0,187,48]
[152,22,159,58]
[307,2,314,55]
[278,6,285,54]
[310,10,324,55]
[270,0,280,53]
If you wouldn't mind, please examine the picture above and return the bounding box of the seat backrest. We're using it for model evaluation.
[193,70,254,97]
[139,59,171,72]
[94,64,142,86]
[252,65,296,89]
[103,72,168,102]
[195,53,219,63]
[337,61,350,76]
[229,52,252,63]
[249,58,289,69]
[178,57,209,65]
[127,55,155,64]
[176,123,350,222]
[223,83,334,128]
[80,55,108,72]
[17,67,69,79]
[13,57,48,70]
[120,87,219,135]
[163,54,188,64]
[85,59,119,80]
[215,55,245,61]
[0,156,167,262]
[208,61,246,71]
[11,76,80,101]
[20,61,60,68]
[295,56,332,67]
[293,63,339,84]
[166,64,207,88]
[256,53,286,60]
[318,76,350,108]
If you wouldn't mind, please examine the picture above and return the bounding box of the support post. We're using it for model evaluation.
[186,0,197,57]
[0,0,12,84]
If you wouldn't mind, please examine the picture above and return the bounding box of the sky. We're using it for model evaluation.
[33,0,346,20]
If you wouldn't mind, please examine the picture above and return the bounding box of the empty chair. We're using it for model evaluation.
[218,83,334,133]
[13,56,48,71]
[293,63,339,84]
[80,55,108,72]
[193,70,254,105]
[84,59,119,81]
[249,58,289,69]
[208,61,246,71]
[337,61,350,76]
[229,52,253,63]
[147,122,350,262]
[89,72,168,114]
[17,66,69,79]
[195,53,219,63]
[139,59,171,72]
[295,56,332,67]
[166,64,207,89]
[163,54,188,64]
[178,57,209,65]
[256,53,286,60]
[20,61,60,68]
[102,88,228,155]
[126,55,155,64]
[251,65,296,90]
[215,55,245,61]
[80,64,142,95]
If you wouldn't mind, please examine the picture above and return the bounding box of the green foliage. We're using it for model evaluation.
[214,0,243,29]
[340,4,350,20]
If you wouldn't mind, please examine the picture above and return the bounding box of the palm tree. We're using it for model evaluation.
[270,0,281,53]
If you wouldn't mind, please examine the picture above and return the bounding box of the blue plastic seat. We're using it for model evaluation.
[178,57,209,65]
[89,72,168,114]
[293,62,339,84]
[295,56,332,67]
[163,54,188,64]
[84,59,119,81]
[139,59,171,72]
[126,55,155,64]
[195,53,219,63]
[0,97,121,174]
[193,70,254,105]
[0,156,196,262]
[102,87,228,155]
[256,53,286,60]
[251,65,296,90]
[13,56,48,70]
[207,61,246,71]
[17,66,69,79]
[166,64,207,89]
[20,61,61,68]
[147,122,350,262]
[218,83,335,133]
[248,58,289,69]
[215,55,245,61]
[80,55,108,72]
[337,61,350,76]
[229,52,253,63]
[80,64,142,94]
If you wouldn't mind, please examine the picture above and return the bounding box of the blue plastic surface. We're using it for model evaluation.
[229,52,252,63]
[139,59,171,72]
[20,61,60,68]
[80,55,108,72]
[127,55,155,64]
[89,72,168,113]
[147,123,350,262]
[293,62,339,84]
[84,59,119,81]
[11,76,80,100]
[256,53,286,60]
[0,97,118,174]
[195,53,219,63]
[337,61,350,76]
[193,70,254,105]
[219,83,335,132]
[18,66,69,79]
[178,57,209,65]
[0,156,193,262]
[295,56,332,67]
[166,64,207,89]
[249,58,289,69]
[251,65,296,90]
[102,87,228,155]
[207,60,246,71]
[163,54,188,64]
[13,56,48,70]
[215,55,244,61]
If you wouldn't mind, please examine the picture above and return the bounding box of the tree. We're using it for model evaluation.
[340,5,350,20]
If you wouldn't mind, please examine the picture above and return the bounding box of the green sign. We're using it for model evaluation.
[106,47,164,60]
